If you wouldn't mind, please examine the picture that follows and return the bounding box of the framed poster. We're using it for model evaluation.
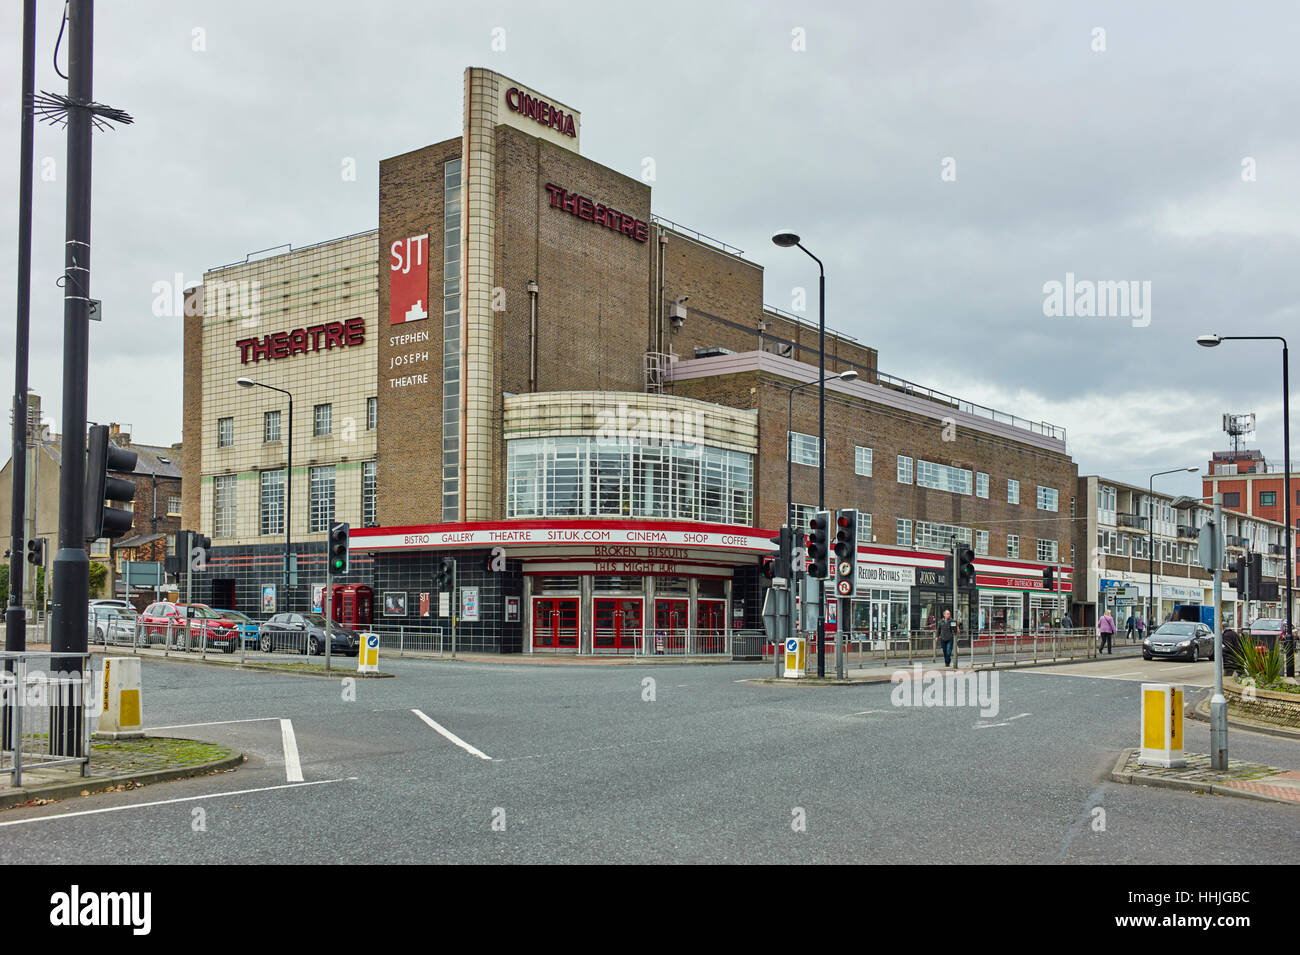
[383,591,407,616]
[461,587,480,622]
[505,595,520,623]
[311,583,326,614]
[419,592,430,617]
[262,585,277,614]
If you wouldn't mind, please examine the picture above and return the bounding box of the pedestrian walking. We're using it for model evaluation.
[937,610,958,667]
[1124,613,1135,641]
[1136,615,1146,642]
[1098,610,1117,655]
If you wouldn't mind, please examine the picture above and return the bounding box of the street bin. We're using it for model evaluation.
[1138,682,1184,768]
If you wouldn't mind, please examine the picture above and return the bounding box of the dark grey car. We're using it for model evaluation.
[259,612,361,656]
[1143,621,1215,662]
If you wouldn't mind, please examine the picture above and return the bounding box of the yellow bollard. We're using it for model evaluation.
[1139,682,1185,767]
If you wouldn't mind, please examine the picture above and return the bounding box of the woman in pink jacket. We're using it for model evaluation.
[1098,610,1117,655]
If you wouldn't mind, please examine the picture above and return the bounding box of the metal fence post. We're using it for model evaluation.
[400,625,404,657]
[12,657,23,788]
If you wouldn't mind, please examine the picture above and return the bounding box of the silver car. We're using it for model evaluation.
[89,606,139,645]
[1143,621,1216,662]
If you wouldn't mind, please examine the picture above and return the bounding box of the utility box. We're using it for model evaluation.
[1139,682,1184,768]
[783,637,806,678]
[96,657,143,739]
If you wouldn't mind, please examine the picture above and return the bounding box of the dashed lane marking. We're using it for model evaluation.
[411,709,492,760]
[280,719,303,782]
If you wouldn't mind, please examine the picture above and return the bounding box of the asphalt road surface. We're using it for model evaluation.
[3,656,1297,863]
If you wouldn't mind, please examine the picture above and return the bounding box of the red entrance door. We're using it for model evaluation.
[697,599,726,653]
[533,598,579,649]
[654,598,688,653]
[594,598,642,652]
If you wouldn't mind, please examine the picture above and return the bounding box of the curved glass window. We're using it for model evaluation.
[507,437,752,524]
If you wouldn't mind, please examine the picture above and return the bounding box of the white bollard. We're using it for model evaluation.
[96,656,144,739]
[357,633,380,673]
[1138,682,1185,768]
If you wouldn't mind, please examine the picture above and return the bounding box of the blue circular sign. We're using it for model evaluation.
[367,634,379,648]
[785,638,798,652]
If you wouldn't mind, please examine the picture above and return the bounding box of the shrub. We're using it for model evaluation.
[1230,638,1284,687]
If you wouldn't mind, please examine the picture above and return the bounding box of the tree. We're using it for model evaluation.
[88,561,108,598]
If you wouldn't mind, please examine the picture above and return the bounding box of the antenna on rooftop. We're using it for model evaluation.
[1223,413,1256,455]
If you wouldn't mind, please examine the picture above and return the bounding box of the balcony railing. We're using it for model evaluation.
[1118,513,1146,529]
[1176,525,1197,540]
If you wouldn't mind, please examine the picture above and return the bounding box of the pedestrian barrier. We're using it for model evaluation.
[838,628,1102,669]
[0,650,93,787]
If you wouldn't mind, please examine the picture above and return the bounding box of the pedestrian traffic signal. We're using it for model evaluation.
[329,521,350,575]
[437,557,455,591]
[808,510,832,579]
[26,537,44,565]
[84,423,139,541]
[834,508,858,595]
[1043,565,1055,591]
[956,545,976,588]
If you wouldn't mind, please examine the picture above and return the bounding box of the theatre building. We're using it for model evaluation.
[182,67,1076,653]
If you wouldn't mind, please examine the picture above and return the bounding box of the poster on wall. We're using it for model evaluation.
[262,585,277,614]
[419,593,430,617]
[384,591,407,616]
[389,233,430,325]
[461,587,480,622]
[505,596,520,623]
[312,584,326,614]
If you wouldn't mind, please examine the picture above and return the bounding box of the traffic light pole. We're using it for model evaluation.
[952,540,960,669]
[1211,492,1227,770]
[324,553,332,672]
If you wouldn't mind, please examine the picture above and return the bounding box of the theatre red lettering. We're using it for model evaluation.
[236,318,368,364]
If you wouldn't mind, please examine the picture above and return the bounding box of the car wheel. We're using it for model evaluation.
[94,626,104,642]
[260,633,272,653]
[307,635,320,656]
[1143,653,1152,660]
[1191,644,1199,663]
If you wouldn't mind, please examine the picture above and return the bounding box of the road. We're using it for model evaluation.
[2,655,1297,863]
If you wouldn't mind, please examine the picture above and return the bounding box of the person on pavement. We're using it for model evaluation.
[937,610,958,666]
[1136,615,1146,642]
[1124,613,1135,641]
[1098,610,1117,654]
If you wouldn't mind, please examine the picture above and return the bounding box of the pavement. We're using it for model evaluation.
[1111,749,1300,805]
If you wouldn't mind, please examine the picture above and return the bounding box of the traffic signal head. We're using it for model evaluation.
[84,424,139,541]
[808,510,832,579]
[329,521,351,575]
[1043,565,1055,591]
[765,526,793,581]
[26,537,44,565]
[834,509,857,561]
[438,557,455,591]
[957,545,976,587]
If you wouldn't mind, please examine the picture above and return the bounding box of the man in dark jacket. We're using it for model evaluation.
[937,610,958,666]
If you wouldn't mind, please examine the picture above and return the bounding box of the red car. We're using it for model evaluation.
[139,602,240,653]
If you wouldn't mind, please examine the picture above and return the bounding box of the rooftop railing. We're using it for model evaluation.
[869,369,1067,443]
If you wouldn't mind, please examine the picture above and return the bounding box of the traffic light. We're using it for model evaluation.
[834,508,858,597]
[1230,556,1247,599]
[1043,565,1055,591]
[84,423,139,541]
[808,510,832,579]
[328,521,350,575]
[437,557,455,591]
[956,545,976,588]
[26,537,44,565]
[764,526,792,581]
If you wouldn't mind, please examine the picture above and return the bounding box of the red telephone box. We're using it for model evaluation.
[329,584,374,626]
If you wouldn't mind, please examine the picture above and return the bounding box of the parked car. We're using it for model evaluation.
[138,602,240,653]
[213,609,260,649]
[88,606,138,645]
[1248,618,1290,651]
[259,613,361,656]
[1142,621,1216,662]
[89,598,132,611]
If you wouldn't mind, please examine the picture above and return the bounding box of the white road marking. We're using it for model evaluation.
[850,710,886,716]
[411,709,492,760]
[974,721,1010,729]
[1006,713,1031,721]
[144,717,280,732]
[0,778,355,828]
[1106,671,1147,678]
[280,718,303,782]
[1159,665,1199,673]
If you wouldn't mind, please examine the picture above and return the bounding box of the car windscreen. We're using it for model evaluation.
[303,614,328,627]
[1154,623,1198,636]
[1251,619,1285,631]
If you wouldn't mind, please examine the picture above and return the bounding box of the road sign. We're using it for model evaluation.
[837,561,852,577]
[358,633,380,673]
[1197,522,1225,571]
[837,579,851,596]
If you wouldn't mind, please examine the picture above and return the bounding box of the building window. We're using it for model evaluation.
[855,446,873,477]
[313,404,332,437]
[1223,491,1241,508]
[264,410,280,443]
[1261,491,1277,506]
[506,437,753,526]
[897,455,913,484]
[217,417,233,448]
[213,474,236,538]
[976,472,989,499]
[975,529,989,555]
[1008,479,1019,505]
[1037,538,1059,562]
[915,520,972,550]
[916,459,973,495]
[442,158,463,522]
[1037,486,1059,512]
[362,461,377,527]
[896,518,912,546]
[167,495,181,515]
[367,397,378,431]
[790,503,815,534]
[788,432,821,467]
[1007,535,1019,559]
[861,512,872,542]
[309,465,335,532]
[260,470,285,536]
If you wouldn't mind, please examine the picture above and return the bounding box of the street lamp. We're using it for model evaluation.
[785,370,859,530]
[237,377,293,609]
[1197,333,1294,675]
[773,230,830,676]
[1147,467,1199,630]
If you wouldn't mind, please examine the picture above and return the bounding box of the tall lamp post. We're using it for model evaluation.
[237,378,293,609]
[773,231,829,676]
[1197,334,1294,676]
[1148,467,1199,629]
[785,370,859,529]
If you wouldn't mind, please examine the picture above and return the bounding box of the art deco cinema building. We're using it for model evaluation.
[183,68,1077,653]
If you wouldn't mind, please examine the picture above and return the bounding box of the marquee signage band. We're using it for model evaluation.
[390,233,430,325]
[506,87,577,138]
[544,184,649,243]
[236,317,366,364]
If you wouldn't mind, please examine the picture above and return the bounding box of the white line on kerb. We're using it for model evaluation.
[280,719,303,782]
[144,717,281,732]
[411,709,492,760]
[0,778,355,828]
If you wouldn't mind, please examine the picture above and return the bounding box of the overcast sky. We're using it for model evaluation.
[2,0,1298,503]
